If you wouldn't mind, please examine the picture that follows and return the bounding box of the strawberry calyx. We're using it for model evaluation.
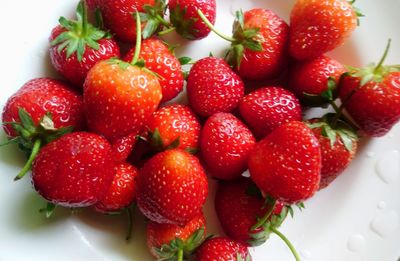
[170,4,199,40]
[303,76,339,107]
[51,1,110,62]
[139,0,169,39]
[347,0,364,25]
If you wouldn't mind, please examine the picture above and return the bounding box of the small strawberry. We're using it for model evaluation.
[187,57,244,117]
[94,162,138,213]
[200,113,255,180]
[147,213,206,260]
[195,237,251,261]
[32,132,115,208]
[239,87,302,139]
[111,133,138,163]
[338,40,400,137]
[288,55,346,106]
[136,149,208,225]
[248,121,321,204]
[289,0,360,60]
[49,1,120,87]
[124,38,184,102]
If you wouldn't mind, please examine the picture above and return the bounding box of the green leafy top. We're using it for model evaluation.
[169,4,198,40]
[139,0,168,39]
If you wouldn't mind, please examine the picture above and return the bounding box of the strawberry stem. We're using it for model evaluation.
[250,199,276,231]
[80,1,88,36]
[125,206,134,241]
[197,10,235,42]
[131,12,142,65]
[158,26,176,36]
[14,139,42,181]
[177,248,184,261]
[271,227,301,261]
[374,39,391,74]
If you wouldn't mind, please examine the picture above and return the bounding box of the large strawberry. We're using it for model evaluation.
[187,57,244,117]
[200,113,255,180]
[124,38,184,102]
[49,1,120,87]
[195,237,251,261]
[136,149,208,225]
[239,87,302,139]
[147,213,206,260]
[1,78,85,180]
[289,0,360,60]
[338,41,400,137]
[32,132,115,208]
[248,121,321,204]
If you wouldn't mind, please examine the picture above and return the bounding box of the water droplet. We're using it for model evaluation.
[377,201,387,210]
[366,151,375,158]
[300,249,311,259]
[375,150,399,184]
[230,0,253,16]
[370,210,399,238]
[347,234,366,252]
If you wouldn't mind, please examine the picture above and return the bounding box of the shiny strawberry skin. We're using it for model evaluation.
[32,132,115,208]
[124,38,184,102]
[147,104,201,150]
[83,60,162,142]
[94,162,138,212]
[239,87,302,138]
[289,0,357,60]
[236,8,289,81]
[187,57,244,117]
[196,237,251,261]
[111,133,138,163]
[136,149,208,225]
[97,0,156,42]
[49,26,120,87]
[248,121,321,204]
[169,0,216,40]
[2,78,85,137]
[200,113,255,180]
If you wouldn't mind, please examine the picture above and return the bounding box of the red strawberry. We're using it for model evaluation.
[32,132,115,207]
[136,149,208,225]
[146,104,201,152]
[200,113,255,180]
[147,212,206,259]
[289,0,359,60]
[169,0,216,40]
[124,38,184,102]
[111,133,138,163]
[195,237,251,261]
[248,121,321,204]
[187,57,244,117]
[94,162,138,212]
[288,55,346,106]
[49,1,120,87]
[239,87,302,138]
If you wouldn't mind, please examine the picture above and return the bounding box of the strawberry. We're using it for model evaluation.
[136,149,208,225]
[239,87,302,139]
[32,132,115,208]
[1,78,85,180]
[168,0,216,40]
[187,57,244,117]
[289,0,360,60]
[94,162,138,213]
[146,104,201,152]
[147,212,206,260]
[124,38,184,102]
[200,113,255,180]
[49,1,120,87]
[195,237,251,261]
[248,121,321,204]
[338,41,400,137]
[111,133,138,163]
[288,55,346,106]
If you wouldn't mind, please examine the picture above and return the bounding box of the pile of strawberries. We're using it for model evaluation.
[2,0,400,260]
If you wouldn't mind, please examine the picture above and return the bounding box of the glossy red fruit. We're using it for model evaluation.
[200,113,255,180]
[94,162,138,212]
[187,57,244,117]
[288,55,346,106]
[239,87,302,138]
[147,213,206,259]
[136,149,208,225]
[49,1,120,87]
[124,38,184,102]
[289,0,358,60]
[195,237,252,261]
[169,0,216,40]
[32,132,115,207]
[111,133,138,163]
[248,121,321,204]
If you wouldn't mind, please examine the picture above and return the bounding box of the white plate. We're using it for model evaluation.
[0,0,399,260]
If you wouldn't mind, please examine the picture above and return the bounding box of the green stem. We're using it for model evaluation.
[14,139,42,181]
[177,248,184,261]
[156,14,171,27]
[158,27,176,36]
[125,207,134,241]
[197,10,235,42]
[374,39,391,73]
[271,227,301,261]
[250,200,276,231]
[131,12,142,65]
[80,1,88,36]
